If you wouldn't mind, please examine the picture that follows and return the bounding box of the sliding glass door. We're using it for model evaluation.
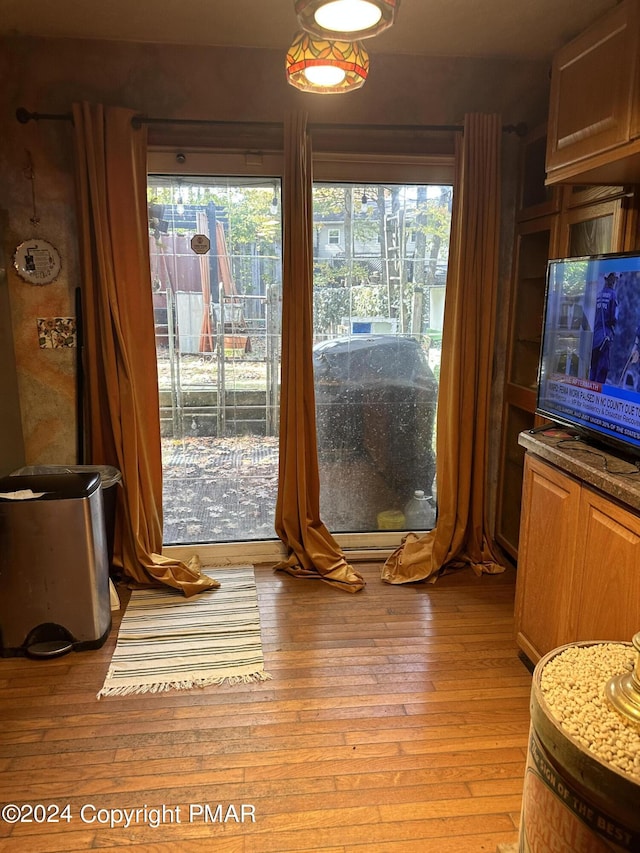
[148,167,452,546]
[147,175,282,544]
[312,183,451,532]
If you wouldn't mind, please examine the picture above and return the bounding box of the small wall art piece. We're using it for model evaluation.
[14,238,61,285]
[37,317,77,349]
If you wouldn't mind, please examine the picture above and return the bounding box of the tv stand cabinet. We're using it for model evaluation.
[515,430,640,664]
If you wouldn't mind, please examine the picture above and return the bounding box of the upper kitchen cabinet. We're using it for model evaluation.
[546,0,640,185]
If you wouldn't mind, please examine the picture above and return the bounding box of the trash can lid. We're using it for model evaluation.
[0,472,101,500]
[11,465,122,488]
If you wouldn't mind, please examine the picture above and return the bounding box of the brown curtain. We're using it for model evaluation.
[274,113,364,593]
[73,102,218,596]
[382,113,505,584]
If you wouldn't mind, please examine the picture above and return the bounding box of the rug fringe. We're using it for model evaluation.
[97,670,272,699]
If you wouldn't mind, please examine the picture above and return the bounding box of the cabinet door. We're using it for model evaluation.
[559,198,624,258]
[515,454,581,663]
[546,0,640,183]
[508,217,559,397]
[495,404,534,559]
[571,489,640,642]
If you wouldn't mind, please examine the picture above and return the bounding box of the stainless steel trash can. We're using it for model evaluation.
[0,472,111,657]
[12,464,121,571]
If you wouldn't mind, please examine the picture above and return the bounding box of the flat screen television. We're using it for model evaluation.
[536,250,640,459]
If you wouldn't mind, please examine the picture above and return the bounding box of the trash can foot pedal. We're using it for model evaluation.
[27,640,73,658]
[23,623,74,659]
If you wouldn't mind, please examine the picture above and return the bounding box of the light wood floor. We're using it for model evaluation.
[0,561,531,852]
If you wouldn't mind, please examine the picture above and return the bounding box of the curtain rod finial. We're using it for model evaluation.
[16,108,33,124]
[504,121,528,137]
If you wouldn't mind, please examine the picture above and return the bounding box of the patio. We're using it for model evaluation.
[161,434,411,544]
[162,435,279,544]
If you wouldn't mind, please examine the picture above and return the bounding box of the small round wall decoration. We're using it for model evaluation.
[13,238,61,285]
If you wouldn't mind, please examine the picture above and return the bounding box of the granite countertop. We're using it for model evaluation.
[518,429,640,513]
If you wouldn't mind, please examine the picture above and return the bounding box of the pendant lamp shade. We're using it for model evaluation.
[296,0,399,40]
[286,31,369,94]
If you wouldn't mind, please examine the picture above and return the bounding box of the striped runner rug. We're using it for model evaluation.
[98,566,270,698]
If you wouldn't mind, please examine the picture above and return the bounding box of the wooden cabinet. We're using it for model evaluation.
[496,91,639,560]
[514,454,580,662]
[508,218,557,396]
[546,0,640,185]
[571,488,640,642]
[495,135,631,559]
[559,196,627,257]
[515,452,640,664]
[496,127,560,559]
[496,216,557,559]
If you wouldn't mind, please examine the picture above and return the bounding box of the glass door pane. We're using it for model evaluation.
[148,176,282,544]
[312,183,452,533]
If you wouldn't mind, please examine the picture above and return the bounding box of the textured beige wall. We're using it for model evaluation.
[0,35,550,465]
[0,212,26,476]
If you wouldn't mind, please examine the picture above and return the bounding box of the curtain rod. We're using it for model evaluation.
[16,108,527,137]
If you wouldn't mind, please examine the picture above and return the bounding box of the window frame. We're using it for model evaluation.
[148,147,455,562]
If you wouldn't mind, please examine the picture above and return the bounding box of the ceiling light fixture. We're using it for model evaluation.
[285,31,369,94]
[295,0,399,40]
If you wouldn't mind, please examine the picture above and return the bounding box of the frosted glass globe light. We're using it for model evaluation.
[314,0,382,33]
[304,65,347,86]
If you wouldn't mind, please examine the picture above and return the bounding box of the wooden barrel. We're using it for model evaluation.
[519,642,640,852]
